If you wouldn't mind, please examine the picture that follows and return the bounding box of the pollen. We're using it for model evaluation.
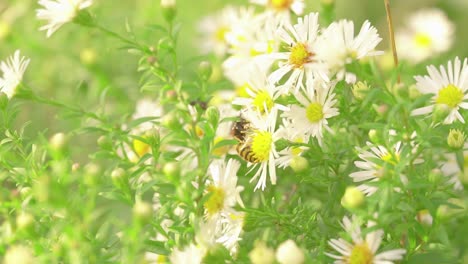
[204,185,226,216]
[133,137,151,157]
[306,102,324,123]
[414,33,432,48]
[289,43,313,68]
[253,90,274,114]
[269,0,293,10]
[251,131,273,162]
[348,243,373,264]
[436,84,464,108]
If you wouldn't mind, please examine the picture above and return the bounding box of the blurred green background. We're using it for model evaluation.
[1,0,467,161]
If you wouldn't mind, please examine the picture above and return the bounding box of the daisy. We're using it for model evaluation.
[349,141,403,196]
[203,159,244,219]
[0,50,30,99]
[396,8,454,63]
[232,65,288,115]
[36,0,93,38]
[411,57,468,124]
[439,143,467,191]
[326,215,407,264]
[282,79,339,145]
[316,19,382,83]
[242,108,281,191]
[268,12,328,93]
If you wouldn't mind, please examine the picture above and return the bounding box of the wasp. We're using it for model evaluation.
[231,117,260,163]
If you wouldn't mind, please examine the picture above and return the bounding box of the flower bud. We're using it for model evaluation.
[161,0,176,22]
[84,163,100,186]
[432,104,450,123]
[80,48,97,65]
[163,162,180,180]
[290,156,309,173]
[198,61,212,81]
[447,129,465,149]
[249,241,275,264]
[111,168,127,189]
[276,240,304,264]
[428,168,442,183]
[133,200,152,223]
[16,212,34,231]
[351,81,369,100]
[49,133,67,151]
[368,129,380,144]
[416,209,433,226]
[341,186,365,209]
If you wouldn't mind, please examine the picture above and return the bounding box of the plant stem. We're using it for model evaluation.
[384,0,400,83]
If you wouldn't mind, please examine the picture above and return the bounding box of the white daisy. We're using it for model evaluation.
[36,0,93,38]
[268,12,328,94]
[316,19,382,83]
[439,143,467,191]
[282,79,339,145]
[216,211,244,255]
[349,141,403,196]
[0,50,30,99]
[411,57,468,124]
[203,159,244,219]
[326,215,407,264]
[232,65,288,115]
[396,8,454,63]
[242,108,281,191]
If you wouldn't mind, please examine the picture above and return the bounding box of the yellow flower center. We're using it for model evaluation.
[349,243,373,264]
[253,90,274,114]
[133,137,150,157]
[269,0,293,10]
[204,185,225,216]
[306,102,324,123]
[289,43,313,68]
[251,131,273,162]
[236,83,251,98]
[291,137,304,156]
[436,84,464,108]
[215,26,229,42]
[157,255,166,264]
[414,33,432,48]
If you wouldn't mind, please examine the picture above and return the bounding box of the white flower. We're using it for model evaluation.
[316,19,382,82]
[282,79,339,145]
[326,215,406,264]
[268,12,328,94]
[411,57,468,124]
[250,0,304,16]
[131,98,163,133]
[439,143,467,191]
[396,8,454,63]
[232,65,288,115]
[276,119,308,169]
[0,50,30,99]
[276,240,304,264]
[36,0,93,38]
[169,243,205,264]
[242,108,281,191]
[204,159,244,219]
[197,6,256,57]
[349,141,403,196]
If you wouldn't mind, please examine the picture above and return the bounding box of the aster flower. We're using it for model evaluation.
[250,0,304,16]
[203,159,244,219]
[316,19,382,83]
[349,141,403,196]
[439,143,467,191]
[326,215,407,264]
[232,65,288,115]
[268,12,328,94]
[169,243,205,264]
[0,50,30,99]
[411,57,468,124]
[282,79,339,145]
[396,9,454,63]
[242,108,281,191]
[36,0,93,38]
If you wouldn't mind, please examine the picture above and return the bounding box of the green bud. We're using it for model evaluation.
[161,0,176,23]
[161,112,179,128]
[84,163,100,186]
[80,48,97,65]
[16,212,34,231]
[373,104,388,117]
[198,61,212,81]
[341,186,365,209]
[111,168,127,189]
[163,162,180,180]
[447,129,465,149]
[428,169,442,184]
[249,241,275,264]
[432,104,450,124]
[351,81,369,100]
[73,10,95,27]
[290,156,309,173]
[133,200,152,223]
[368,129,380,144]
[49,133,67,151]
